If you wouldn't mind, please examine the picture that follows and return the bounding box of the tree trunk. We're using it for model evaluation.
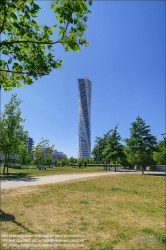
[141,163,144,174]
[114,165,116,172]
[3,154,7,175]
[3,164,5,175]
[7,154,9,173]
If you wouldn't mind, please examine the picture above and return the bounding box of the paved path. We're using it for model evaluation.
[1,171,165,190]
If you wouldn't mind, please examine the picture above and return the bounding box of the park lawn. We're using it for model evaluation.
[1,174,165,250]
[0,166,105,179]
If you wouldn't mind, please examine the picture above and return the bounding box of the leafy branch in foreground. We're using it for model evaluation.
[0,0,92,90]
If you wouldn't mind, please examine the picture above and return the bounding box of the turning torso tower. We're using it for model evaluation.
[77,78,92,160]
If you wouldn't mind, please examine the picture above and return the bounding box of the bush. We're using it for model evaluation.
[21,165,36,169]
[10,164,22,169]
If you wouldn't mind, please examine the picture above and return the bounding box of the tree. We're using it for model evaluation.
[60,159,66,167]
[16,144,32,166]
[17,144,28,165]
[125,116,157,174]
[77,158,83,168]
[118,146,132,169]
[102,125,123,171]
[83,158,88,167]
[64,158,70,166]
[69,156,75,166]
[92,130,113,163]
[44,155,53,168]
[56,160,60,167]
[33,138,55,170]
[0,94,28,174]
[153,140,166,165]
[92,126,123,171]
[0,0,92,90]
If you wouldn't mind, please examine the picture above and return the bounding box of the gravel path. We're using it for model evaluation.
[1,171,165,190]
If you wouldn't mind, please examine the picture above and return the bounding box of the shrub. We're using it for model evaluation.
[21,165,36,169]
[10,164,22,169]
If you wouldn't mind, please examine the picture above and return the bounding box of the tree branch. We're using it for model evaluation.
[0,40,60,46]
[0,22,70,46]
[0,4,7,34]
[61,22,70,42]
[0,69,48,75]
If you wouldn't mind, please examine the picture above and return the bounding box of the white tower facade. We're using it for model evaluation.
[77,78,92,159]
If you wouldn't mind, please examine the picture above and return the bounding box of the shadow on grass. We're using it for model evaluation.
[0,172,28,179]
[0,209,35,234]
[144,172,166,177]
[102,168,141,173]
[0,172,38,182]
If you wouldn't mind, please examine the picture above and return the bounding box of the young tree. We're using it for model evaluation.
[125,116,157,174]
[102,125,123,171]
[0,0,92,91]
[120,146,134,169]
[33,138,55,170]
[56,160,61,167]
[77,158,83,168]
[153,140,166,165]
[17,144,28,166]
[83,158,88,167]
[16,144,32,166]
[44,155,53,168]
[0,94,28,174]
[92,130,113,163]
[69,156,75,166]
[61,159,66,167]
[64,158,70,166]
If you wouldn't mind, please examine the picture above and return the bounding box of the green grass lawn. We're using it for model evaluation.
[1,174,165,249]
[0,166,105,179]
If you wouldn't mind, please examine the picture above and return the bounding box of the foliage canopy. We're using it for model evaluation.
[0,0,92,90]
[125,116,157,173]
[0,94,28,173]
[153,140,166,165]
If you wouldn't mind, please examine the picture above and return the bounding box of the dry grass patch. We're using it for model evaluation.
[1,174,165,250]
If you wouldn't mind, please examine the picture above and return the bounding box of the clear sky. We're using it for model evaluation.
[1,0,165,158]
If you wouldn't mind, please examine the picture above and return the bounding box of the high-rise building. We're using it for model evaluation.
[24,137,34,151]
[24,137,34,159]
[77,77,92,159]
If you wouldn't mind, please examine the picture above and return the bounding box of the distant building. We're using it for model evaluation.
[24,137,34,159]
[24,137,34,151]
[52,152,67,161]
[0,137,35,161]
[77,77,92,160]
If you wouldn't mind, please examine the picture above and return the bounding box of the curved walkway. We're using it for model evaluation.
[1,170,165,190]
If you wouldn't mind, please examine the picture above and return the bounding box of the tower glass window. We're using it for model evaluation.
[77,78,91,159]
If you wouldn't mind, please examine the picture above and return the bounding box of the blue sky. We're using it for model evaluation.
[1,0,165,158]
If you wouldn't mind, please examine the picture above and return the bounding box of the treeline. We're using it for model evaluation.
[0,95,99,174]
[0,95,67,173]
[0,95,165,175]
[92,119,165,174]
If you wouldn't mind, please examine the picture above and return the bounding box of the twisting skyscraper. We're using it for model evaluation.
[77,78,92,159]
